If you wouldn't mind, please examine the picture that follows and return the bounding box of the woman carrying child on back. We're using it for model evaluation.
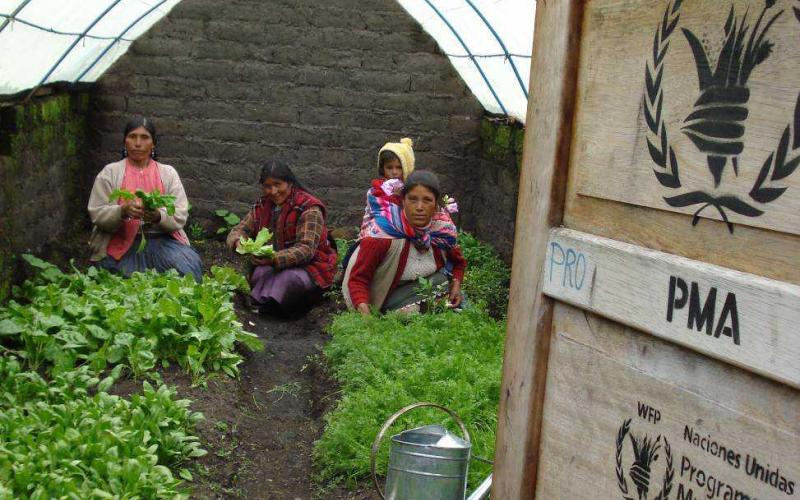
[340,138,416,271]
[343,170,466,314]
[342,137,459,274]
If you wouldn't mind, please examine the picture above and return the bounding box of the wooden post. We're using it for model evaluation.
[493,0,584,497]
[495,0,800,497]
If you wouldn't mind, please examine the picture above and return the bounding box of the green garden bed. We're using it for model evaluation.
[0,258,263,498]
[314,233,508,491]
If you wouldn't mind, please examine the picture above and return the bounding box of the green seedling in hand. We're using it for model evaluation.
[109,188,137,203]
[235,228,275,258]
[109,188,177,252]
[135,188,177,215]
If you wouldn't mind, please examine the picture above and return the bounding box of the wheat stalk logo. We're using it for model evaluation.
[629,433,661,500]
[643,0,800,233]
[682,1,781,186]
[615,419,674,500]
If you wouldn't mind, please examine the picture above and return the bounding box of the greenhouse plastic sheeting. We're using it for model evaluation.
[0,0,534,122]
[0,0,182,97]
[397,0,535,122]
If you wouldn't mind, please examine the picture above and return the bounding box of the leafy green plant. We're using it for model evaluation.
[0,356,205,498]
[235,228,275,258]
[215,209,241,236]
[314,232,509,490]
[314,309,504,490]
[415,276,449,314]
[335,238,352,266]
[0,256,262,384]
[188,222,205,241]
[109,188,178,252]
[458,231,510,318]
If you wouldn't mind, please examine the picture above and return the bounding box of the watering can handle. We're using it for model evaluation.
[370,402,471,500]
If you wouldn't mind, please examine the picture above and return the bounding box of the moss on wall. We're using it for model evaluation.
[0,91,90,301]
[470,117,525,260]
[479,117,525,168]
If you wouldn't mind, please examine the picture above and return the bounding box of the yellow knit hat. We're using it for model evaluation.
[377,137,415,180]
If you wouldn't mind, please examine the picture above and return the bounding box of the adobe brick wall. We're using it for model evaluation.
[88,0,518,258]
[0,92,89,300]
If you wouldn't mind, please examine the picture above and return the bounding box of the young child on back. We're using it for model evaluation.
[359,137,416,237]
[337,139,415,275]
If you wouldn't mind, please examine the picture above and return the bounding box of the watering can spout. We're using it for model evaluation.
[465,474,492,500]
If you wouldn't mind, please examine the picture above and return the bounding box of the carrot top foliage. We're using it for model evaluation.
[314,309,503,490]
[315,234,508,491]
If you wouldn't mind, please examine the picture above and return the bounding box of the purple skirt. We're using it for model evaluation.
[250,265,320,311]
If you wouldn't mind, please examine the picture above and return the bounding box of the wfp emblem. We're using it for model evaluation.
[615,419,674,500]
[643,0,800,233]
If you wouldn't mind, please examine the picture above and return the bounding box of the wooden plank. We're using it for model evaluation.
[542,227,800,388]
[562,194,800,286]
[569,0,800,235]
[493,0,583,497]
[535,304,799,499]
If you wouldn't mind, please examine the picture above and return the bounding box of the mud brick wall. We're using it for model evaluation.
[88,0,519,257]
[0,92,89,300]
[472,118,525,261]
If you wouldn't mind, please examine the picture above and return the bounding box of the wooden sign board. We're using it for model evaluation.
[571,0,800,236]
[494,1,800,498]
[535,305,800,500]
[542,228,800,389]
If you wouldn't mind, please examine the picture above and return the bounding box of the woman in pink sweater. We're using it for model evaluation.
[87,116,201,280]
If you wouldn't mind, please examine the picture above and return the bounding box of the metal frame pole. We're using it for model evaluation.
[462,0,529,98]
[0,0,34,35]
[422,0,508,115]
[74,0,169,83]
[0,13,132,41]
[23,0,125,102]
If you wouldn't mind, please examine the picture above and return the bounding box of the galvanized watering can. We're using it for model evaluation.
[370,402,492,500]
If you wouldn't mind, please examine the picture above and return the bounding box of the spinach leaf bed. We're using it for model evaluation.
[0,357,205,499]
[0,257,264,498]
[0,256,263,384]
[314,233,508,490]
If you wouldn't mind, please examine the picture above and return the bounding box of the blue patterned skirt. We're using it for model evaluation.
[95,234,203,281]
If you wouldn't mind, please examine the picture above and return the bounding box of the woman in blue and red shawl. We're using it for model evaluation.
[227,160,337,315]
[343,170,466,315]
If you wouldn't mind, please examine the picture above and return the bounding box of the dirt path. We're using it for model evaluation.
[179,241,375,499]
[177,301,352,499]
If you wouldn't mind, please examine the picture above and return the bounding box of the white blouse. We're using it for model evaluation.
[400,246,438,281]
